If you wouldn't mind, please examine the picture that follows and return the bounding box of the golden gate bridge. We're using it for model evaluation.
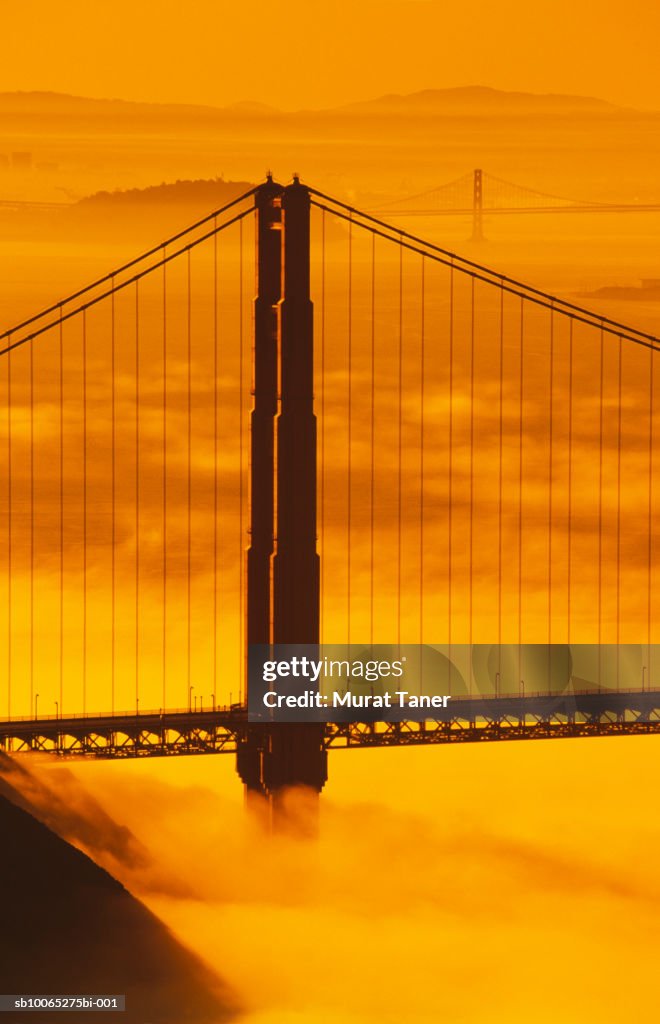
[0,175,659,814]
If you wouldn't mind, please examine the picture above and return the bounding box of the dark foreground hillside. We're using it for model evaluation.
[0,793,237,1023]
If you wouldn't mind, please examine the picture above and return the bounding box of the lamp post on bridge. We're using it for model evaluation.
[189,685,194,713]
[34,693,39,720]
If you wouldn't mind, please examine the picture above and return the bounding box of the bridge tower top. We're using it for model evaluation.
[472,167,484,241]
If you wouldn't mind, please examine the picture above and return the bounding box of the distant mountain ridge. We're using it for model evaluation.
[0,90,248,116]
[334,85,621,115]
[0,85,635,121]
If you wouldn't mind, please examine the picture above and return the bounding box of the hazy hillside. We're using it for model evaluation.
[333,85,622,117]
[74,177,254,210]
[0,782,237,1023]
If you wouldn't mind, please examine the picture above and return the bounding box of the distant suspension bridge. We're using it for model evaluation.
[373,168,660,239]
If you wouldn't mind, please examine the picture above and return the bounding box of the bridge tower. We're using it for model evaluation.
[236,177,327,825]
[472,168,484,241]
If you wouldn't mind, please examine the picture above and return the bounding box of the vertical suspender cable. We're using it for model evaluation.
[616,335,623,686]
[163,258,168,709]
[59,311,64,716]
[82,310,87,713]
[111,284,116,713]
[544,307,552,675]
[212,223,218,698]
[320,210,326,644]
[135,282,140,712]
[347,217,352,643]
[648,345,654,685]
[598,327,604,680]
[448,264,454,656]
[517,299,524,690]
[419,257,425,649]
[397,243,403,646]
[498,289,504,661]
[238,219,244,703]
[30,333,34,716]
[469,278,475,666]
[370,232,376,645]
[6,338,10,717]
[187,250,192,705]
[567,320,573,646]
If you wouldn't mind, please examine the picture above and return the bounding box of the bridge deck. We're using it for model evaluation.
[0,689,659,758]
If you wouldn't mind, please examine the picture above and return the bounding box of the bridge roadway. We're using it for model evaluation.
[0,688,659,758]
[371,204,660,217]
[0,199,71,212]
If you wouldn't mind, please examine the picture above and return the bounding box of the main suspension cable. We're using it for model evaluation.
[309,195,660,350]
[0,206,255,358]
[0,187,259,346]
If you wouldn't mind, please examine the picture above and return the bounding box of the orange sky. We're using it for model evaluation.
[3,0,660,111]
